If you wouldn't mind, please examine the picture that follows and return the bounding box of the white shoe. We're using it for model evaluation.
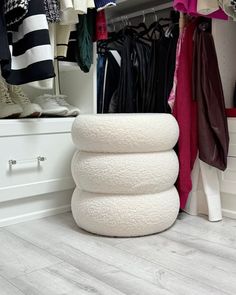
[55,95,80,117]
[8,85,42,118]
[0,79,22,118]
[33,95,68,116]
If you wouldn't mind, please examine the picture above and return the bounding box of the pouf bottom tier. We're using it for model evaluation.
[71,187,180,237]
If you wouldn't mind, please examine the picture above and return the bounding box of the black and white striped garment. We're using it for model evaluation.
[231,0,236,12]
[1,0,55,85]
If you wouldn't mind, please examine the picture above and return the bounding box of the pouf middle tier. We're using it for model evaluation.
[71,150,179,195]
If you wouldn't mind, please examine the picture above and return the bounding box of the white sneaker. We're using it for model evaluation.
[0,79,22,118]
[8,85,42,118]
[55,95,80,117]
[33,95,68,116]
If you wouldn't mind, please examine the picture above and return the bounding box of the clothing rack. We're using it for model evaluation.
[107,2,173,25]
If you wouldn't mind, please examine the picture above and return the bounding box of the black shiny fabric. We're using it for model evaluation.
[0,2,11,73]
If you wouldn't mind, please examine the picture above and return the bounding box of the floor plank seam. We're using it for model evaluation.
[0,273,25,295]
[169,228,236,251]
[112,243,233,295]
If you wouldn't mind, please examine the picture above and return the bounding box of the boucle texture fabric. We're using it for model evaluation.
[71,187,180,237]
[72,114,179,153]
[71,150,179,195]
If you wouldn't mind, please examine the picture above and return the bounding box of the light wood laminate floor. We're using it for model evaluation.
[0,212,236,295]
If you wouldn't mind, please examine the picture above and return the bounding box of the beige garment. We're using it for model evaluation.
[56,24,73,58]
[197,0,219,15]
[73,0,95,14]
[219,0,236,20]
[60,0,79,25]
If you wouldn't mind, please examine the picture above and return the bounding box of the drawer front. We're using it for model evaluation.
[219,157,236,194]
[228,118,236,157]
[0,133,75,202]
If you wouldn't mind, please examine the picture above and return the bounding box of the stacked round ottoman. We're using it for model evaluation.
[71,114,180,237]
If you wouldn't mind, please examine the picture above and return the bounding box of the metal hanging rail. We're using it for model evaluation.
[107,2,173,25]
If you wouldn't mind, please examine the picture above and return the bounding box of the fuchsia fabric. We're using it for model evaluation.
[173,0,228,20]
[173,21,198,209]
[168,30,185,111]
[96,10,108,41]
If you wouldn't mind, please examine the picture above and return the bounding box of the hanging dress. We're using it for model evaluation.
[192,22,229,171]
[1,0,55,85]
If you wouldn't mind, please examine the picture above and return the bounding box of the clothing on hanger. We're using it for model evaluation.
[73,0,95,14]
[96,10,108,41]
[173,20,198,209]
[168,29,185,110]
[97,13,180,114]
[197,0,219,15]
[44,0,61,23]
[97,53,107,113]
[75,9,96,72]
[103,51,120,113]
[219,0,236,20]
[173,0,228,19]
[4,0,30,29]
[192,21,229,171]
[0,1,11,67]
[1,0,55,85]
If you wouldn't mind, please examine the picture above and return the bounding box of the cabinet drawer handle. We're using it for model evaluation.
[8,156,46,169]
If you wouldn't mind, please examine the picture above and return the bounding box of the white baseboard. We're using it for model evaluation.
[222,208,236,219]
[0,190,73,228]
[0,204,71,228]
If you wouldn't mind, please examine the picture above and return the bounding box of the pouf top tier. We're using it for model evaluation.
[72,113,179,153]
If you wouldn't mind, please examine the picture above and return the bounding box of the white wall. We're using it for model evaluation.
[212,19,236,108]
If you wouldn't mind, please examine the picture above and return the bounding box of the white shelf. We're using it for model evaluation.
[0,117,75,137]
[107,0,172,21]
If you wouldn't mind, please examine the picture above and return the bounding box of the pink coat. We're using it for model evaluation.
[173,0,228,20]
[173,21,198,209]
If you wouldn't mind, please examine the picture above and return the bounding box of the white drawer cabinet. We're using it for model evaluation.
[219,118,236,195]
[218,118,236,218]
[0,118,76,203]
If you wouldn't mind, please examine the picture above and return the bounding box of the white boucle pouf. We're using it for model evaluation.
[71,187,180,237]
[72,114,179,153]
[72,150,179,195]
[71,114,180,237]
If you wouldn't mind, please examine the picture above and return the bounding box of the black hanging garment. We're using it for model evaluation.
[0,2,11,69]
[116,36,135,113]
[145,26,179,113]
[145,39,161,112]
[97,53,106,113]
[103,51,120,113]
[133,40,150,112]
